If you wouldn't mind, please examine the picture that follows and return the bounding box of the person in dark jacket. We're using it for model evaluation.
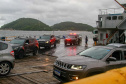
[85,35,88,47]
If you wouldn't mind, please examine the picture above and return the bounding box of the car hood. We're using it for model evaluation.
[10,43,21,46]
[38,39,49,41]
[57,55,99,65]
[65,38,76,40]
[10,44,21,50]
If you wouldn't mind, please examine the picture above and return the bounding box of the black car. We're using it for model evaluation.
[55,36,60,43]
[64,33,81,46]
[38,35,56,49]
[10,37,39,59]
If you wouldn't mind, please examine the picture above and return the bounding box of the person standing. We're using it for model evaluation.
[85,35,88,47]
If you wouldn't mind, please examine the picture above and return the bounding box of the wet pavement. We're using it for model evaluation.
[39,39,94,57]
[0,55,60,84]
[0,38,94,84]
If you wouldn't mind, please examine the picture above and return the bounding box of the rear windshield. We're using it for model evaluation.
[0,42,8,50]
[39,36,50,40]
[78,47,111,60]
[10,39,25,45]
[67,35,76,38]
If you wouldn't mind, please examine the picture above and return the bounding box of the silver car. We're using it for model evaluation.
[107,43,126,48]
[0,41,15,76]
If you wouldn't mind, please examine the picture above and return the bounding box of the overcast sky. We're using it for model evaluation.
[0,0,125,27]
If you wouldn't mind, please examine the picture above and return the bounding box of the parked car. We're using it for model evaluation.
[0,41,15,76]
[38,35,56,49]
[64,33,81,46]
[55,36,60,43]
[78,34,82,41]
[10,37,39,59]
[53,46,126,82]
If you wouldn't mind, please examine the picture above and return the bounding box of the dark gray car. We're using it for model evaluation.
[53,46,126,82]
[0,41,15,76]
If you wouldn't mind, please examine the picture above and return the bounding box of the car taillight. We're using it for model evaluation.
[50,40,52,42]
[10,51,14,57]
[35,40,39,48]
[66,39,71,41]
[22,46,24,50]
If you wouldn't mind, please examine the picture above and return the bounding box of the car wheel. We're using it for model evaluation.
[65,42,67,46]
[33,47,38,56]
[39,46,41,50]
[54,42,56,47]
[0,62,11,76]
[18,50,24,59]
[59,40,60,43]
[70,43,72,45]
[48,44,51,49]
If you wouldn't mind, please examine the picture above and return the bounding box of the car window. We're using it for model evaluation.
[78,47,111,60]
[111,51,123,61]
[25,40,29,44]
[29,39,34,43]
[123,51,126,60]
[10,39,25,45]
[0,42,8,50]
[39,36,50,40]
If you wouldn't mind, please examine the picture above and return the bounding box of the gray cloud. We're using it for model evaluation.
[0,0,125,27]
[0,17,6,20]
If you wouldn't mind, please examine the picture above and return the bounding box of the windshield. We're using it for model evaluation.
[39,36,50,40]
[67,35,75,38]
[78,47,111,60]
[56,36,60,38]
[106,45,117,48]
[10,39,25,45]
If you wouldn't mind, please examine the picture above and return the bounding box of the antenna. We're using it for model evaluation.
[114,0,126,10]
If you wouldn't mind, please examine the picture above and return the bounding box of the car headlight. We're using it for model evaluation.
[45,41,49,43]
[71,65,86,70]
[14,47,19,50]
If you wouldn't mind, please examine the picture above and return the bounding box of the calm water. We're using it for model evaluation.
[0,30,94,39]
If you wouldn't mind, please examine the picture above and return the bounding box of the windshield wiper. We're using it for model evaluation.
[81,55,92,58]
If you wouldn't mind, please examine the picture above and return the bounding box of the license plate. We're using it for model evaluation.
[54,70,61,76]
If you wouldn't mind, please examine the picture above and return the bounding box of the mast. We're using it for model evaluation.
[114,0,126,10]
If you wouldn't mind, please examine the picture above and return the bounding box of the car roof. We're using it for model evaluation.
[0,41,10,44]
[94,46,126,50]
[107,43,126,48]
[14,37,35,40]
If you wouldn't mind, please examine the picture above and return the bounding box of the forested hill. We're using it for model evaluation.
[51,22,94,31]
[0,18,52,31]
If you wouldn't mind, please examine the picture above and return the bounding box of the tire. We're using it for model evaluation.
[18,50,24,59]
[33,47,38,56]
[48,44,51,49]
[54,42,56,48]
[39,46,41,50]
[0,62,11,76]
[70,43,72,45]
[78,40,80,45]
[65,42,67,46]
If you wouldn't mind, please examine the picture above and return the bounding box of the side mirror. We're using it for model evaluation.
[106,57,116,61]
